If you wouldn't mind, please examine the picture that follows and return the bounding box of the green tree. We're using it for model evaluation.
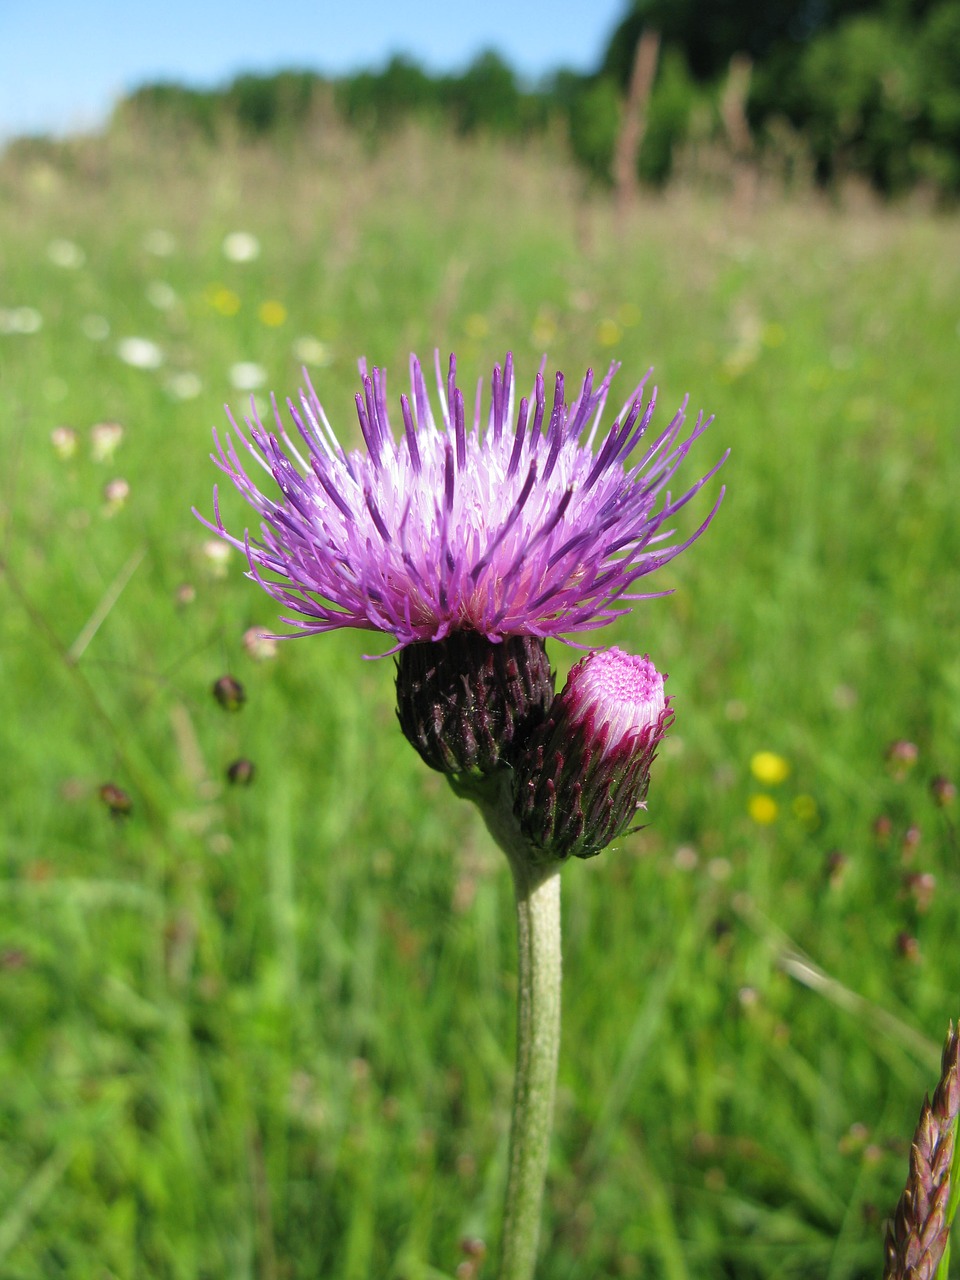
[115,83,219,140]
[224,72,320,136]
[637,48,698,183]
[438,51,526,136]
[565,77,621,181]
[796,14,920,190]
[335,56,440,132]
[915,1,960,187]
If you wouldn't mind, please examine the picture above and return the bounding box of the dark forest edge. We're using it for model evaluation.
[6,0,960,200]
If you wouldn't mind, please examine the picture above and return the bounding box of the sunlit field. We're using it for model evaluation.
[1,118,959,1279]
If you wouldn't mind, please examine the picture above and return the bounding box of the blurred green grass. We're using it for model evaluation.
[1,123,959,1279]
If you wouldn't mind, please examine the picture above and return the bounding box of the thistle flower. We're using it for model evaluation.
[197,355,720,1279]
[201,352,724,651]
[513,647,673,861]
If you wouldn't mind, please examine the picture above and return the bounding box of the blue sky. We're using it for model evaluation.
[0,0,627,142]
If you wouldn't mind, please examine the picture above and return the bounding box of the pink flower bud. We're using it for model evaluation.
[513,647,673,861]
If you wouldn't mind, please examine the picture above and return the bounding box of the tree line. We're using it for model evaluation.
[114,0,960,197]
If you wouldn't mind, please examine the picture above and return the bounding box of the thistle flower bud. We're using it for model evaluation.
[874,814,893,843]
[226,758,256,786]
[902,825,922,860]
[243,628,278,661]
[896,932,922,963]
[930,775,956,809]
[395,631,554,777]
[213,674,246,712]
[513,647,673,862]
[99,782,132,818]
[903,871,936,914]
[886,740,919,781]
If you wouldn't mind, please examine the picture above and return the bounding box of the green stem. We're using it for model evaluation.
[498,855,561,1280]
[458,773,562,1280]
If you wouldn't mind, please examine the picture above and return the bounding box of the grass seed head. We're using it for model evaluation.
[883,1022,960,1280]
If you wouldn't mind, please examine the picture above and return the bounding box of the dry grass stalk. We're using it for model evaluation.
[614,27,660,217]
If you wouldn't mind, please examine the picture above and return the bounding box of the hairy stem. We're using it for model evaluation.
[458,772,562,1280]
[498,855,561,1280]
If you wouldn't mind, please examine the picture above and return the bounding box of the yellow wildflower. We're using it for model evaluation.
[748,794,779,825]
[259,300,287,327]
[750,751,790,785]
[596,317,622,347]
[207,285,241,316]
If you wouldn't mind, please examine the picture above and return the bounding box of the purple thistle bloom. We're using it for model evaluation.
[200,352,725,650]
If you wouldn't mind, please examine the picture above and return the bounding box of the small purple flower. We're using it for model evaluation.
[513,648,674,860]
[201,352,724,650]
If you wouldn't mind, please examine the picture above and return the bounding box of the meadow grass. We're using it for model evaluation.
[1,120,959,1279]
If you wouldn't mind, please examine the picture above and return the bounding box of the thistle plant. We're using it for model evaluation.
[200,350,724,1278]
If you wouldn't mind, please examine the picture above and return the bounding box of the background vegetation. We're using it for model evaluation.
[1,70,959,1280]
[102,0,960,198]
